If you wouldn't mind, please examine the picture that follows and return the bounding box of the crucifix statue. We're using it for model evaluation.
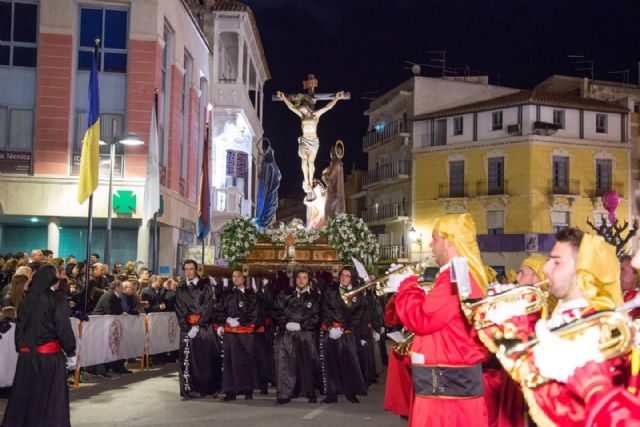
[274,74,349,200]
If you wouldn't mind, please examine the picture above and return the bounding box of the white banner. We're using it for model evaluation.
[77,315,146,367]
[0,325,18,387]
[147,312,180,355]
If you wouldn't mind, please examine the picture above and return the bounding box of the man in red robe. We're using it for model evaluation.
[393,213,490,427]
[621,255,640,318]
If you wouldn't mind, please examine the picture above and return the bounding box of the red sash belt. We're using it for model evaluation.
[321,322,351,333]
[255,326,265,333]
[367,322,372,329]
[186,314,201,325]
[224,323,255,333]
[265,317,273,326]
[20,340,61,354]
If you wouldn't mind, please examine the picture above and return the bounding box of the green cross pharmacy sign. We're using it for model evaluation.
[112,190,137,214]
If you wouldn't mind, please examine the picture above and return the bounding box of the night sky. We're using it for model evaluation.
[243,0,640,199]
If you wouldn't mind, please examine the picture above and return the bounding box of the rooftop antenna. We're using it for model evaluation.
[569,55,594,80]
[427,50,446,77]
[606,69,630,84]
[404,61,426,76]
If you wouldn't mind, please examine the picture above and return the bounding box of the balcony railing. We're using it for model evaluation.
[362,118,408,151]
[363,160,410,187]
[548,179,580,196]
[438,182,469,198]
[588,182,624,198]
[378,245,409,261]
[362,202,407,223]
[476,179,509,196]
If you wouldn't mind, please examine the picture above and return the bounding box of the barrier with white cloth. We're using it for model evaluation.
[0,312,181,388]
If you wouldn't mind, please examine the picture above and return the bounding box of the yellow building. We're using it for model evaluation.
[412,89,631,270]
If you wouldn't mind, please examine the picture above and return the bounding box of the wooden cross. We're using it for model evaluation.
[272,74,351,102]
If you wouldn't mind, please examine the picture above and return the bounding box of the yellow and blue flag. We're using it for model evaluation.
[77,52,100,204]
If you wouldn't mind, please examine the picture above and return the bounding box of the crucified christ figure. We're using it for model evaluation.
[276,89,345,196]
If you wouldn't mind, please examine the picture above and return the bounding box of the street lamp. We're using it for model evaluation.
[409,226,423,253]
[102,129,144,268]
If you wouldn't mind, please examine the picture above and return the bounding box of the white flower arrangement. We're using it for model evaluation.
[324,213,379,267]
[220,217,260,266]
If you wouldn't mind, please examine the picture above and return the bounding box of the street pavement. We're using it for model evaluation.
[1,363,407,427]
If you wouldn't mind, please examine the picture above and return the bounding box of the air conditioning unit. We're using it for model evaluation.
[533,121,560,136]
[507,124,521,135]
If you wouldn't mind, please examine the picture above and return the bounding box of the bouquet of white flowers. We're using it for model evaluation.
[220,217,260,266]
[324,213,379,267]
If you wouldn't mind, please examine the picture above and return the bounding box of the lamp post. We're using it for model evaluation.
[102,130,144,268]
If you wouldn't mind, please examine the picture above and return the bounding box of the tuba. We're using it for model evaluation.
[497,310,636,388]
[391,328,415,356]
[341,254,437,307]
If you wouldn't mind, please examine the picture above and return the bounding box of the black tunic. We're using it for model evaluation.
[174,278,221,397]
[254,285,275,389]
[319,282,367,397]
[273,287,321,399]
[215,286,257,395]
[2,265,76,427]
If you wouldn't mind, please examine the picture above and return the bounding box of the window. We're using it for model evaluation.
[449,160,465,197]
[78,7,128,72]
[486,210,504,235]
[72,111,123,176]
[453,116,463,136]
[596,113,608,133]
[434,119,446,146]
[553,110,565,129]
[492,111,503,131]
[552,156,569,193]
[159,23,172,172]
[595,159,612,195]
[488,157,504,195]
[226,150,248,196]
[180,52,192,188]
[551,210,570,233]
[0,1,38,67]
[0,106,33,150]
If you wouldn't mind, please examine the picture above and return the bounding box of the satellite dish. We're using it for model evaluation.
[411,64,421,75]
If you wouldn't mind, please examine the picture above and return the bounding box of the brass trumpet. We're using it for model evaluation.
[497,310,635,388]
[462,282,549,331]
[392,328,415,356]
[341,255,437,307]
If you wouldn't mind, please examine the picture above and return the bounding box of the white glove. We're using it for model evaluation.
[533,320,603,383]
[66,355,78,370]
[262,278,269,286]
[226,317,240,327]
[209,277,217,287]
[485,299,528,325]
[385,263,404,275]
[380,327,386,334]
[360,339,367,346]
[385,272,415,294]
[217,326,224,337]
[223,278,229,288]
[372,331,381,342]
[285,322,301,332]
[328,327,343,340]
[251,277,257,293]
[187,326,199,339]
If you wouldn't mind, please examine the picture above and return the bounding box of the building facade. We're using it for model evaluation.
[361,75,517,271]
[0,0,268,274]
[413,87,631,271]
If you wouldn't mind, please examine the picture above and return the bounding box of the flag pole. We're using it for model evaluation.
[152,92,159,273]
[83,38,100,316]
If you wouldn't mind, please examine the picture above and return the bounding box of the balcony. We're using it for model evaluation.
[438,182,469,199]
[363,160,410,188]
[362,118,409,152]
[548,179,580,197]
[378,245,410,262]
[587,182,624,199]
[362,202,407,224]
[476,180,509,196]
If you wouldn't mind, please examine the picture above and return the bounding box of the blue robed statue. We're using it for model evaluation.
[255,141,281,228]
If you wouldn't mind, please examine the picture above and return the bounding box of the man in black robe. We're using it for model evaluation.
[174,260,221,398]
[215,269,257,401]
[273,269,321,404]
[2,265,77,427]
[319,266,367,403]
[254,277,275,395]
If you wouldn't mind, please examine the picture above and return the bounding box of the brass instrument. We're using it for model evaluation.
[341,254,437,307]
[462,282,549,331]
[497,310,635,388]
[392,328,415,356]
